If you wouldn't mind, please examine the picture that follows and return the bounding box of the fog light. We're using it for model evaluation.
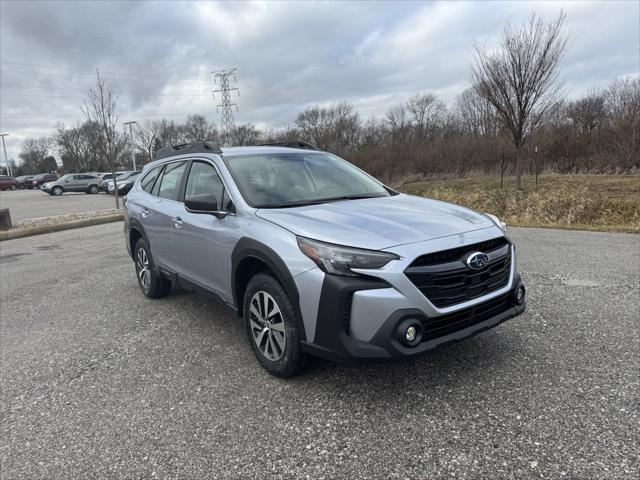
[405,325,417,342]
[516,285,526,305]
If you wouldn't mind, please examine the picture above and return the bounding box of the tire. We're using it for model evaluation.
[133,238,171,299]
[10,185,16,190]
[244,273,308,377]
[88,185,99,194]
[52,186,63,196]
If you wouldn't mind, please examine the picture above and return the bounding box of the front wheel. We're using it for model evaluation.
[52,186,63,196]
[244,273,308,377]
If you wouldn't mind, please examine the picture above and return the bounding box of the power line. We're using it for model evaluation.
[0,84,212,97]
[212,68,240,142]
[0,112,218,118]
[0,67,211,86]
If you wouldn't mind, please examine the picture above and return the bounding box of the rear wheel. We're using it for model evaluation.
[52,186,63,196]
[88,185,99,194]
[244,273,308,377]
[10,185,16,190]
[134,238,171,299]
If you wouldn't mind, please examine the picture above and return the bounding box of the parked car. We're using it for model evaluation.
[123,141,526,377]
[15,175,34,189]
[104,171,139,193]
[0,175,18,191]
[25,173,58,189]
[110,171,141,196]
[41,173,101,195]
[100,171,132,192]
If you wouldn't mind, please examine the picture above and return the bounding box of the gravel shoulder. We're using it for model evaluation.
[1,224,638,479]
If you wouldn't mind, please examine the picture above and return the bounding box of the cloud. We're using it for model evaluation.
[0,0,638,162]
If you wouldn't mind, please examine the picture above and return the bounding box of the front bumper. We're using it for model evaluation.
[301,273,525,362]
[297,228,526,362]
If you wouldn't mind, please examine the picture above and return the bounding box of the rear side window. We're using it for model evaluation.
[140,167,161,193]
[157,161,187,201]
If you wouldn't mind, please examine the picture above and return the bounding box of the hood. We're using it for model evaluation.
[256,193,496,250]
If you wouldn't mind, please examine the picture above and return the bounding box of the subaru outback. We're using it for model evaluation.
[123,141,526,377]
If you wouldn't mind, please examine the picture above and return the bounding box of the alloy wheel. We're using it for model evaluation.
[249,291,287,361]
[136,247,151,291]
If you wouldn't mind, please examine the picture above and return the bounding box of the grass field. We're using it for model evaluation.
[400,174,640,233]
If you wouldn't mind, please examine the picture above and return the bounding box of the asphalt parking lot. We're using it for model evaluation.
[0,189,117,221]
[1,223,638,479]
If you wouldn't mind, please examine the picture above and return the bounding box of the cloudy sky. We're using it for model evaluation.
[1,0,638,162]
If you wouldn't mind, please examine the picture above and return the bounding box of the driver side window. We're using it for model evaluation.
[185,162,227,210]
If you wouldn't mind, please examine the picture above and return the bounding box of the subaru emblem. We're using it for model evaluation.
[466,252,490,270]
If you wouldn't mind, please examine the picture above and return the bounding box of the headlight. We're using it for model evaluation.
[485,213,507,232]
[297,236,399,277]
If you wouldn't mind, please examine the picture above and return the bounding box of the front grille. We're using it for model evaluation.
[405,237,511,308]
[420,293,514,341]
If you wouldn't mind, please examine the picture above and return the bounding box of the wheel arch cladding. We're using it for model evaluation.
[128,220,148,259]
[232,237,307,341]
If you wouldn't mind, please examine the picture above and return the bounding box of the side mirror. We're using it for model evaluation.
[185,195,229,218]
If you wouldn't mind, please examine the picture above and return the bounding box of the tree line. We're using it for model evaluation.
[10,13,640,188]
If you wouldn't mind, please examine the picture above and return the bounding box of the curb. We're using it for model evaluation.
[0,213,124,241]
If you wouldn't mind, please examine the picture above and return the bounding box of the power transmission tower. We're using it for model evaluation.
[212,68,239,143]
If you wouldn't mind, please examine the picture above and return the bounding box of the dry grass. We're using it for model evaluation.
[399,174,640,233]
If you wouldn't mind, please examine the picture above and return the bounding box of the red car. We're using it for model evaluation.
[0,175,18,191]
[25,173,58,189]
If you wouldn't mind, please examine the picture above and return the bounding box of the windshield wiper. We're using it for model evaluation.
[265,193,387,209]
[322,193,387,202]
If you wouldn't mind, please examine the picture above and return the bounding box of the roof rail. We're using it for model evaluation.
[153,141,223,160]
[258,140,319,150]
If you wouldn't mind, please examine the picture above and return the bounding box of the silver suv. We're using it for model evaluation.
[42,173,100,195]
[123,141,526,377]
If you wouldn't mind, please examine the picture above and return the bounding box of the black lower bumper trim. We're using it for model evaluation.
[304,274,526,363]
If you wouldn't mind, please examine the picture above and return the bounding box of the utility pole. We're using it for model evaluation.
[212,68,239,144]
[124,121,137,171]
[0,133,11,177]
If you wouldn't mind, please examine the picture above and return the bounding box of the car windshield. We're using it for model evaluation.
[225,152,390,208]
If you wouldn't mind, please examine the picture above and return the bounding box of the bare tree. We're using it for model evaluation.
[604,77,640,168]
[18,137,51,174]
[82,71,127,208]
[386,104,411,144]
[228,123,260,146]
[135,120,159,162]
[406,93,446,140]
[456,88,500,137]
[471,12,568,189]
[184,114,217,143]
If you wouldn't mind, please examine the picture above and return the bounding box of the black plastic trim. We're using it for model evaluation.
[305,275,392,362]
[231,237,307,341]
[304,276,526,363]
[258,140,318,150]
[154,141,223,160]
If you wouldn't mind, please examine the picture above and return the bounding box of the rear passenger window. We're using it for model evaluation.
[157,162,187,201]
[140,166,161,194]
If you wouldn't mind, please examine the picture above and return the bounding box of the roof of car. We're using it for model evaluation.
[221,145,322,156]
[145,142,323,170]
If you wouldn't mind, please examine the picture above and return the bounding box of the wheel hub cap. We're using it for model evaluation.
[136,248,151,291]
[249,291,286,361]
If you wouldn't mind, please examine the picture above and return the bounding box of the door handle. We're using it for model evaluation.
[172,216,183,228]
[140,207,150,218]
